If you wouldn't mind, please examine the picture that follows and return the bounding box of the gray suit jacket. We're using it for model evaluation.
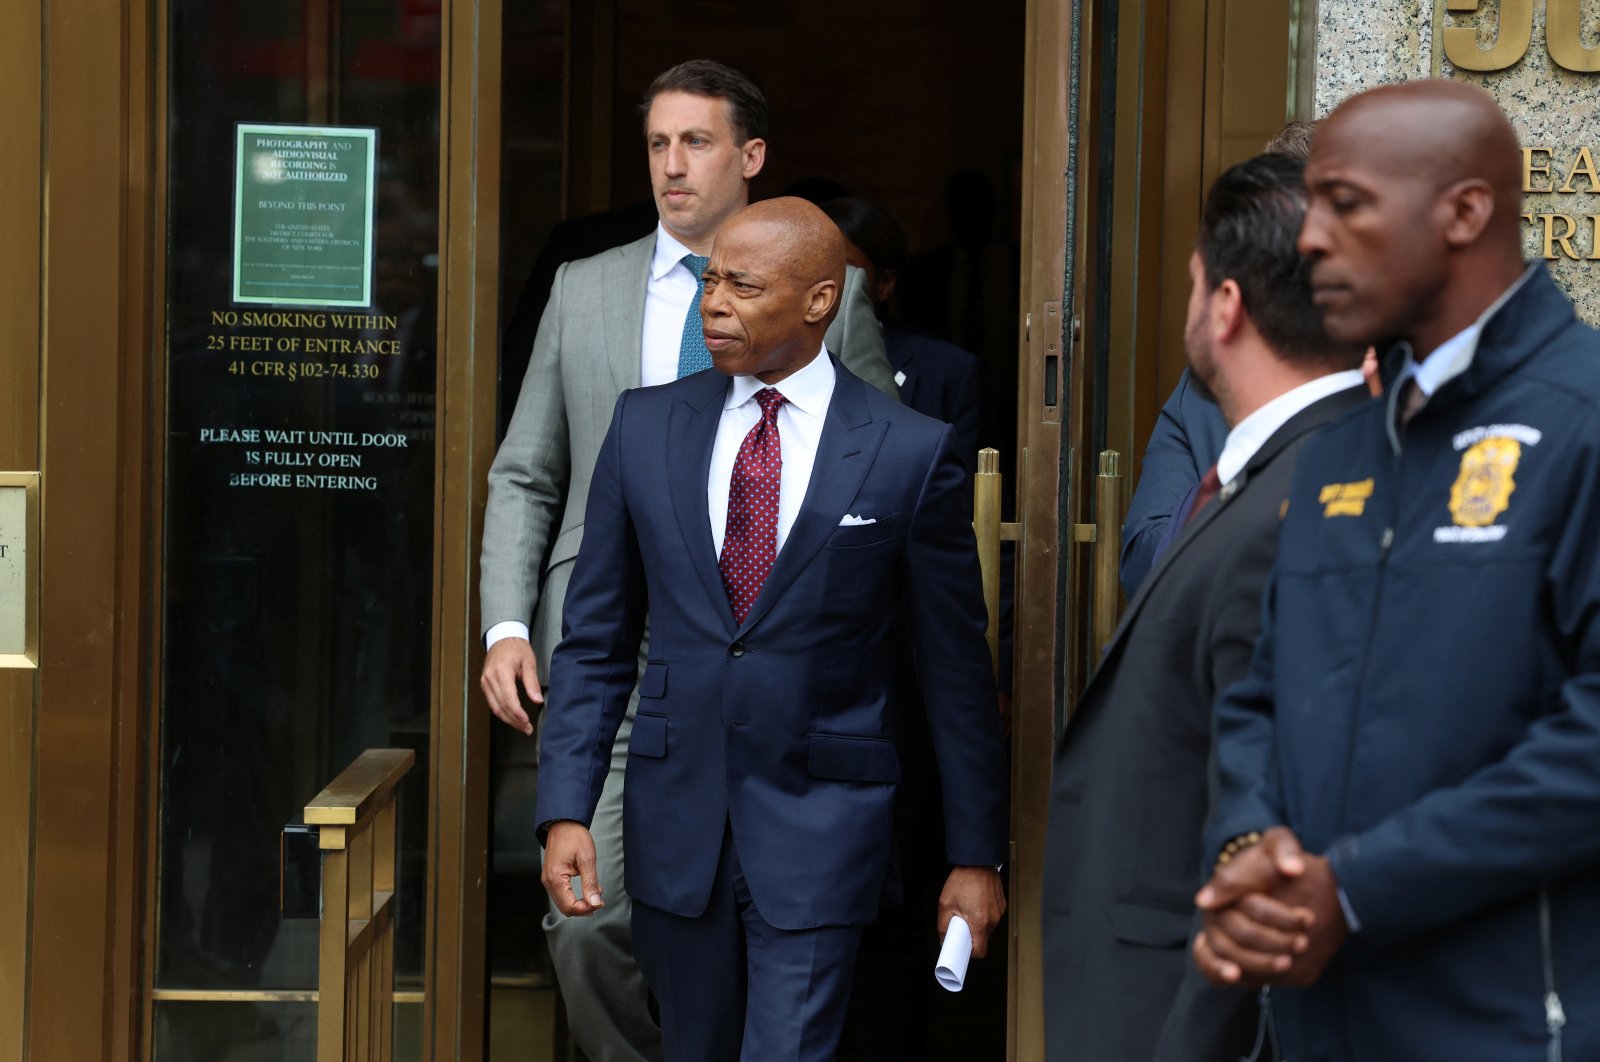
[480,231,897,671]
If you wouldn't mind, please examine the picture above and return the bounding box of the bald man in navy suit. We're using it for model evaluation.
[536,198,1009,1061]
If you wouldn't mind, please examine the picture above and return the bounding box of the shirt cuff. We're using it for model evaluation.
[485,620,531,650]
[1336,885,1362,934]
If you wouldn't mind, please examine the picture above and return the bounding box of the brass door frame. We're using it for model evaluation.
[1124,0,1296,486]
[131,0,494,1052]
[1008,0,1076,1057]
[1,0,158,1057]
[0,0,44,1046]
[0,0,502,1051]
[429,0,502,1055]
[0,1,44,1055]
[4,0,504,1054]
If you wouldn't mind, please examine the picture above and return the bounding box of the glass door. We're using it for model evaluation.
[150,0,441,1054]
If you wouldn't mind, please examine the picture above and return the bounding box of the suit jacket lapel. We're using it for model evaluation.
[668,371,737,637]
[736,367,887,636]
[1088,383,1369,681]
[1236,383,1368,478]
[604,233,654,395]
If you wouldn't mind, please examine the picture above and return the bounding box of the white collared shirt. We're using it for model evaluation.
[708,346,837,557]
[641,224,704,387]
[1394,261,1540,400]
[1215,370,1366,487]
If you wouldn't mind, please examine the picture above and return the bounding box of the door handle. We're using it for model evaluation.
[973,448,1022,673]
[1092,450,1125,651]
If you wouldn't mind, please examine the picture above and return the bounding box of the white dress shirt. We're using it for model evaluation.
[1392,261,1539,403]
[709,346,836,557]
[641,224,703,387]
[486,225,704,650]
[1215,370,1366,487]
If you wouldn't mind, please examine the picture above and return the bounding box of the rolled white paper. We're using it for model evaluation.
[935,914,973,992]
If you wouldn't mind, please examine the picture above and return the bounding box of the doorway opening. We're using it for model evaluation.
[487,2,1026,1058]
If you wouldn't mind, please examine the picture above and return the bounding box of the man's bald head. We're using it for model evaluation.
[700,197,847,381]
[1298,79,1528,356]
[1322,81,1522,242]
[726,197,848,290]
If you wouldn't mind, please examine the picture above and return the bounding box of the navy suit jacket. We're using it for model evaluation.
[1118,369,1228,595]
[884,326,982,472]
[536,361,1009,931]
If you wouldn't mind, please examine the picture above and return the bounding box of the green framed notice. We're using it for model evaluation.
[233,123,377,307]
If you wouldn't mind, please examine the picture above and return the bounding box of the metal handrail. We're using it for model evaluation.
[304,747,415,1062]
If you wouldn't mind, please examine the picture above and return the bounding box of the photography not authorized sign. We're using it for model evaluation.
[233,124,377,307]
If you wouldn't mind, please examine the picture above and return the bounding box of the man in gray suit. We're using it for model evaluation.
[480,60,895,1062]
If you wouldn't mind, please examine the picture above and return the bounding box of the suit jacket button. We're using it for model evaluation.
[729,642,746,658]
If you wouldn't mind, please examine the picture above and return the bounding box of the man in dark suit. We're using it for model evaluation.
[820,196,995,1058]
[535,198,1009,1061]
[821,197,982,471]
[1117,120,1328,598]
[1041,153,1366,1061]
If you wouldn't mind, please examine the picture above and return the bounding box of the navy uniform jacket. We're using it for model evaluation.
[1208,265,1600,1060]
[1119,370,1228,595]
[536,361,1008,931]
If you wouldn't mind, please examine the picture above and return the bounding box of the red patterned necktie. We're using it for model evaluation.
[1184,463,1224,528]
[720,387,787,625]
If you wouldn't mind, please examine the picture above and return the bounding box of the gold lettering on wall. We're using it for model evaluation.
[1547,0,1600,73]
[1539,213,1581,259]
[1524,147,1555,193]
[1522,146,1600,261]
[1445,0,1600,73]
[1444,0,1535,72]
[1560,145,1600,192]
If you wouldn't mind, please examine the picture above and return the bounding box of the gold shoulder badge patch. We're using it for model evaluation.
[1319,478,1374,518]
[1449,437,1521,528]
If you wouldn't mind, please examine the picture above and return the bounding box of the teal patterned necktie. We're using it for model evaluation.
[676,253,713,378]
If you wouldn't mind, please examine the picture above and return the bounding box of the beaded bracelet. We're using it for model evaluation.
[1215,831,1263,869]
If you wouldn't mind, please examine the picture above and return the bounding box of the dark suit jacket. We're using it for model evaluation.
[1041,384,1367,1062]
[883,325,982,472]
[536,361,1009,931]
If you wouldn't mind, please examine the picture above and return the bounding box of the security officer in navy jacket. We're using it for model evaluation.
[1194,81,1600,1061]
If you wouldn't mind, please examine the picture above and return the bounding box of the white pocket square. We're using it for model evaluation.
[838,514,877,526]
